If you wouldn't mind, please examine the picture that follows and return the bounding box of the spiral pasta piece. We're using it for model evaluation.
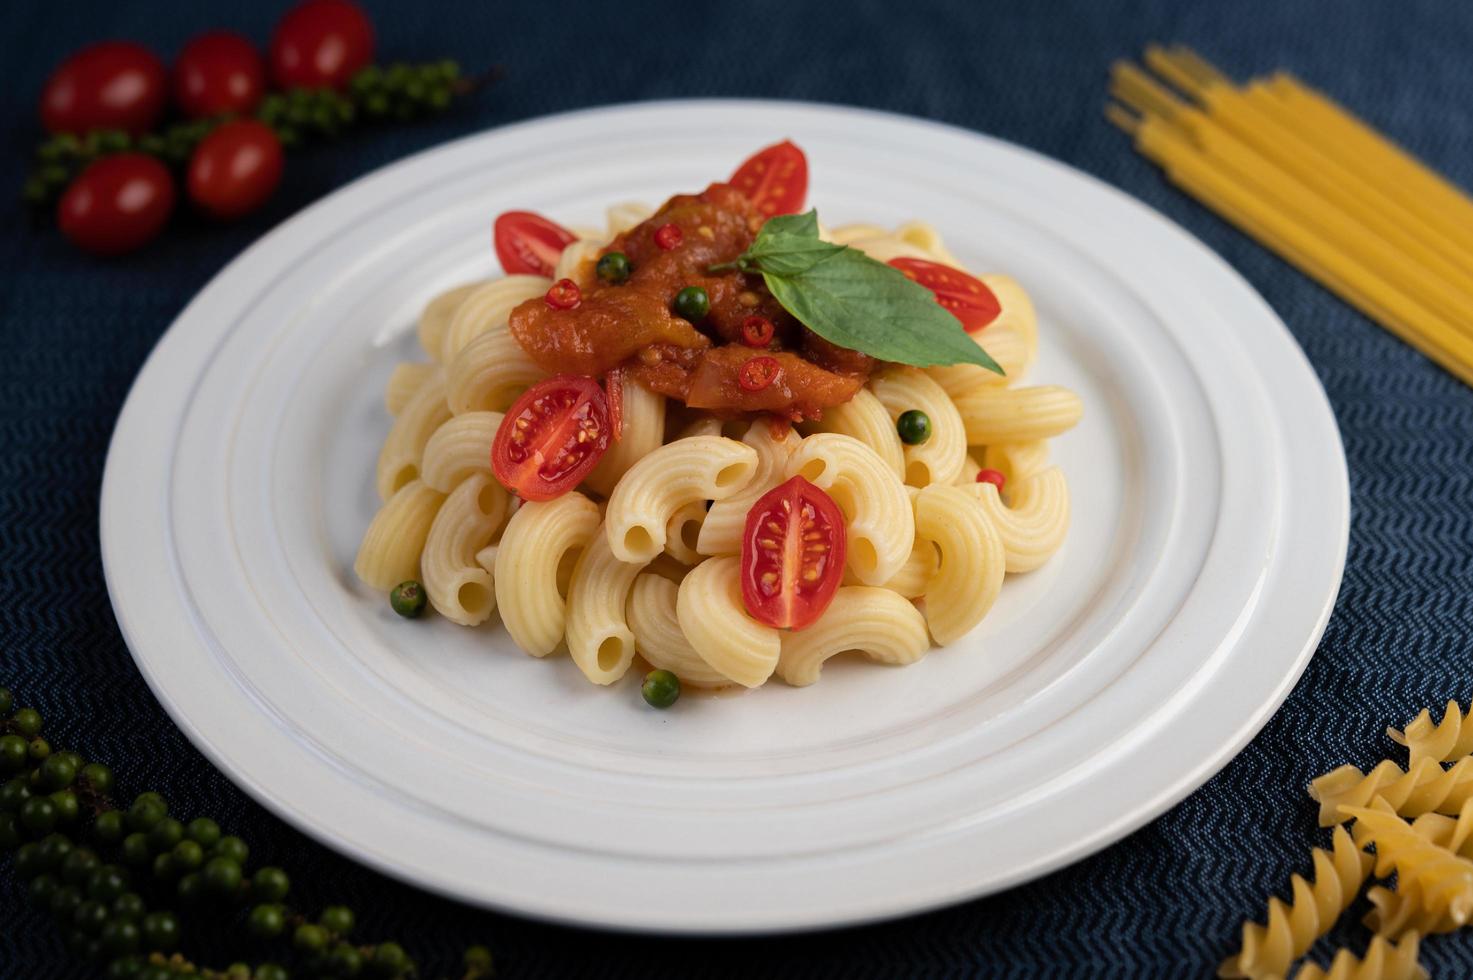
[605,436,758,564]
[967,467,1070,573]
[800,388,904,480]
[1344,798,1473,927]
[625,574,730,689]
[1217,826,1372,979]
[776,587,931,687]
[870,366,967,487]
[417,280,490,362]
[1310,758,1473,826]
[913,484,1006,644]
[420,411,500,493]
[1390,699,1473,766]
[375,368,449,501]
[697,422,801,556]
[954,385,1084,446]
[384,362,437,416]
[440,275,550,363]
[446,322,547,415]
[494,492,600,658]
[353,480,444,592]
[1365,880,1461,938]
[675,556,780,688]
[1291,934,1426,980]
[421,474,507,626]
[564,523,648,685]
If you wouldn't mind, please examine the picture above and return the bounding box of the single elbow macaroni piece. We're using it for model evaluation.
[663,500,708,565]
[697,423,801,556]
[421,474,507,626]
[801,389,904,480]
[626,573,730,688]
[787,433,914,586]
[553,236,607,284]
[384,362,437,416]
[675,556,780,688]
[957,453,983,485]
[1290,934,1426,980]
[893,220,964,267]
[375,368,449,502]
[1217,825,1372,979]
[605,437,758,564]
[776,587,930,687]
[870,366,967,487]
[826,222,890,246]
[981,440,1051,487]
[914,484,1005,644]
[354,480,445,591]
[583,378,665,497]
[605,202,653,234]
[955,385,1084,445]
[968,468,1070,572]
[565,523,649,685]
[440,275,550,363]
[494,492,601,657]
[417,280,489,362]
[446,321,547,415]
[926,323,1030,397]
[420,411,502,493]
[1391,700,1473,766]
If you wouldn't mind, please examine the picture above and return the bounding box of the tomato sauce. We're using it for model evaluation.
[506,183,872,420]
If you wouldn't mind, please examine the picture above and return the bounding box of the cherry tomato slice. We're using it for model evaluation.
[174,32,267,118]
[269,0,375,90]
[493,211,577,277]
[186,120,284,220]
[57,153,175,256]
[41,42,168,135]
[740,476,847,630]
[605,368,624,443]
[887,257,1001,333]
[728,140,808,217]
[491,376,611,500]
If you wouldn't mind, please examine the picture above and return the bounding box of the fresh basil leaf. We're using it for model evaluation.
[758,210,820,239]
[742,231,845,277]
[762,249,1003,372]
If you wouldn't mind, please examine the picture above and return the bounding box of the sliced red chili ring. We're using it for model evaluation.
[738,356,782,391]
[545,278,581,310]
[976,468,1006,490]
[653,223,683,250]
[741,315,775,347]
[606,367,624,443]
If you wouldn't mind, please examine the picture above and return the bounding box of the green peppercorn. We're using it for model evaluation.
[673,286,710,322]
[390,580,427,618]
[152,852,174,880]
[87,864,130,902]
[11,707,42,737]
[93,810,124,844]
[596,251,632,285]
[29,871,59,907]
[320,904,355,935]
[138,965,172,980]
[112,891,146,920]
[896,409,932,445]
[20,794,58,834]
[126,794,166,832]
[0,687,12,715]
[464,945,495,972]
[139,134,167,156]
[1,777,33,812]
[38,831,71,863]
[28,737,51,762]
[172,837,204,871]
[80,762,114,795]
[330,943,363,976]
[14,840,45,878]
[56,750,83,770]
[73,898,110,934]
[428,88,452,111]
[99,917,142,956]
[121,832,152,865]
[254,964,289,980]
[294,922,329,952]
[0,811,20,850]
[186,816,220,847]
[61,846,100,883]
[249,901,287,937]
[203,855,243,893]
[107,955,144,979]
[141,909,180,950]
[214,833,249,863]
[176,871,205,903]
[641,669,681,709]
[0,734,24,771]
[253,865,290,902]
[372,941,410,973]
[147,816,183,851]
[49,789,79,824]
[50,883,83,919]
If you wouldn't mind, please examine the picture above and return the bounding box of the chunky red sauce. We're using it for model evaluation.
[507,183,872,420]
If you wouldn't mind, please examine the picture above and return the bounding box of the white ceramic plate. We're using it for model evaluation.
[100,100,1348,934]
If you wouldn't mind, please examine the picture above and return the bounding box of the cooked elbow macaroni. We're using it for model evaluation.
[605,436,758,564]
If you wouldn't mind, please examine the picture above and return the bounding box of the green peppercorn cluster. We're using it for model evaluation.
[0,687,495,980]
[23,60,478,212]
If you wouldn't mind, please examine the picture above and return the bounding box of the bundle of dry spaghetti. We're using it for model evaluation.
[1108,46,1473,388]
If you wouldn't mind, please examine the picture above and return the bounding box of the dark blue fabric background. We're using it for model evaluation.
[5,0,1473,976]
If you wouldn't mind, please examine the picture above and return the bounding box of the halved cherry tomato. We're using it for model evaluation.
[888,257,1001,333]
[728,140,808,217]
[491,375,611,500]
[605,368,624,443]
[740,476,846,630]
[493,211,577,277]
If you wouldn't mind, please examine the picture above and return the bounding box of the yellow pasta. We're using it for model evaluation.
[605,436,758,564]
[445,322,547,415]
[968,467,1070,573]
[1291,934,1426,980]
[553,237,607,285]
[1310,758,1473,826]
[870,366,967,487]
[353,480,444,592]
[419,411,500,493]
[954,385,1084,445]
[1344,798,1473,927]
[605,202,653,234]
[776,587,930,687]
[662,499,708,565]
[913,484,1006,644]
[893,219,964,267]
[564,523,648,685]
[1391,699,1473,766]
[926,276,1038,394]
[416,280,489,362]
[696,422,801,556]
[494,492,600,657]
[439,275,549,363]
[421,474,507,626]
[801,388,904,480]
[1217,826,1372,979]
[583,378,665,497]
[981,440,1052,487]
[625,574,730,689]
[786,433,913,586]
[675,556,780,688]
[384,362,437,416]
[957,452,983,485]
[375,367,449,502]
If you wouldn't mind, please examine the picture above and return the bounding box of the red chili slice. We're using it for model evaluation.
[491,375,610,501]
[493,210,576,277]
[888,257,1002,333]
[544,278,581,309]
[976,468,1006,491]
[740,475,847,630]
[728,140,808,217]
[740,315,775,348]
[738,356,782,391]
[653,222,683,250]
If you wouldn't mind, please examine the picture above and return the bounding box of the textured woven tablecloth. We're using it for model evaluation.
[5,0,1473,975]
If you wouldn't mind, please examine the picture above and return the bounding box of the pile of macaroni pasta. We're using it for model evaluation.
[1219,699,1473,979]
[354,206,1083,691]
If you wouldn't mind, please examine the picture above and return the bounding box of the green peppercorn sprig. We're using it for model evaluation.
[1,688,496,980]
[21,60,501,213]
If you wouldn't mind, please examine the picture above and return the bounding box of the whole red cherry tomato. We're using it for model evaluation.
[174,32,267,118]
[270,0,375,90]
[187,120,285,220]
[57,154,175,255]
[41,42,168,135]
